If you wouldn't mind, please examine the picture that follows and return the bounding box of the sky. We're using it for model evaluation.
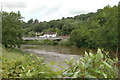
[0,0,119,22]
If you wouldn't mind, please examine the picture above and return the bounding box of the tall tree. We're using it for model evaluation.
[2,11,23,48]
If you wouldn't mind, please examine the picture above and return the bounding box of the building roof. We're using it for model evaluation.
[44,32,57,34]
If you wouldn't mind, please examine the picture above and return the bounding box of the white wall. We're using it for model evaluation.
[40,33,57,37]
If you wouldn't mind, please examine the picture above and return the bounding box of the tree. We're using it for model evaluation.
[69,26,89,47]
[34,19,39,23]
[62,23,74,35]
[28,19,33,24]
[89,5,118,49]
[2,11,23,48]
[28,31,36,37]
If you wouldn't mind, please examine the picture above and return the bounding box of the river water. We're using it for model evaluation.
[21,45,95,70]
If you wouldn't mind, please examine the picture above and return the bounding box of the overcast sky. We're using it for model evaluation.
[1,0,119,22]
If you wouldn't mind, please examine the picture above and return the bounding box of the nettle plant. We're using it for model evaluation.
[63,49,118,78]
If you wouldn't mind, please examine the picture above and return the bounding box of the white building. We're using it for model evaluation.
[39,32,57,38]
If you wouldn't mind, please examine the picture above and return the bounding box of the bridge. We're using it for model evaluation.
[22,37,67,41]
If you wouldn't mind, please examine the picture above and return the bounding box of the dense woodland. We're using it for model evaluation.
[2,5,119,51]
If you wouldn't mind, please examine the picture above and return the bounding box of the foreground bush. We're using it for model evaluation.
[2,48,118,78]
[63,49,118,78]
[2,48,60,78]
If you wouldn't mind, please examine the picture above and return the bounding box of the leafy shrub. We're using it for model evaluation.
[42,39,57,45]
[62,49,118,78]
[2,47,118,78]
[58,40,71,46]
[2,48,61,78]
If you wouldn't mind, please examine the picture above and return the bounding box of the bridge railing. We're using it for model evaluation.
[22,37,64,40]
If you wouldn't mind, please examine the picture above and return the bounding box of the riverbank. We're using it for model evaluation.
[23,39,72,48]
[23,39,117,56]
[21,45,97,55]
[23,40,58,45]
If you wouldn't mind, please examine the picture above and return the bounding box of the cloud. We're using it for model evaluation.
[2,0,119,22]
[69,9,89,15]
[3,2,27,8]
[42,5,61,16]
[25,4,62,21]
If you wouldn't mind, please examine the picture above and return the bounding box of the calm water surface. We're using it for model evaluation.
[21,45,96,70]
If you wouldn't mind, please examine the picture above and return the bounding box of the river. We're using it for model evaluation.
[21,45,95,70]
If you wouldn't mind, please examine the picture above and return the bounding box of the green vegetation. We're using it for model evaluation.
[24,39,72,46]
[63,49,118,78]
[23,40,57,45]
[2,47,118,78]
[2,47,61,78]
[69,5,118,50]
[58,40,71,46]
[1,3,119,79]
[2,11,23,48]
[1,5,118,50]
[23,39,72,46]
[21,5,118,51]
